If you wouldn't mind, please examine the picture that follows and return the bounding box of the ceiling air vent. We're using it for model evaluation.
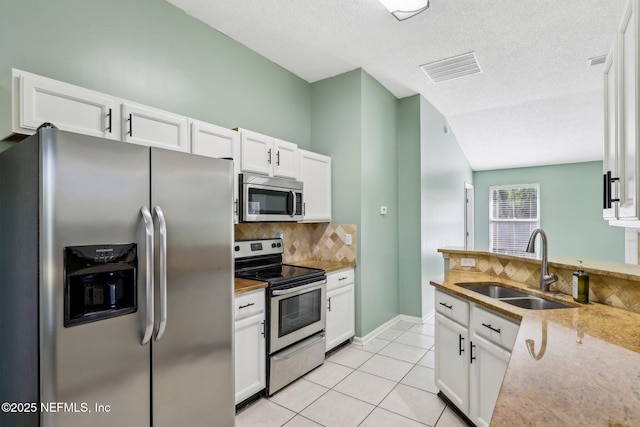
[420,52,482,84]
[587,55,607,66]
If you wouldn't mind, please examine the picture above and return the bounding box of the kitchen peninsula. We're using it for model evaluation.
[432,248,640,427]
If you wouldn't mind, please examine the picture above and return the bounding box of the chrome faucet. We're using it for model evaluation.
[525,229,558,292]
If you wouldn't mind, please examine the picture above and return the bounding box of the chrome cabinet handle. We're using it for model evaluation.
[276,151,280,166]
[141,206,154,346]
[470,342,476,364]
[234,199,238,216]
[154,206,168,342]
[261,320,265,337]
[327,297,332,312]
[267,148,272,164]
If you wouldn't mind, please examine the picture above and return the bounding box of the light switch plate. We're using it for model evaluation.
[461,257,476,267]
[346,234,352,246]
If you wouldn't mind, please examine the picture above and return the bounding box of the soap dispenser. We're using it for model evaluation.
[572,259,589,303]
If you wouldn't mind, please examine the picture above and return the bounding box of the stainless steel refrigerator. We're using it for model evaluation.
[0,126,235,427]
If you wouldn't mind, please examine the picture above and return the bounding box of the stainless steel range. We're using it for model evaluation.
[234,238,326,395]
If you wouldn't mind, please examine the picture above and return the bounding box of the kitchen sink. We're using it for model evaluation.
[456,282,573,310]
[458,283,529,299]
[501,297,572,310]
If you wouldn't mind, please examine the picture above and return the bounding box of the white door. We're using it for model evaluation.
[464,183,474,249]
[20,72,117,139]
[273,138,298,179]
[299,150,332,222]
[240,129,272,175]
[122,102,189,152]
[435,313,469,414]
[234,313,266,404]
[469,333,511,427]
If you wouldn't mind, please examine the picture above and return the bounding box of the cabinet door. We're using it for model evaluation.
[435,313,469,415]
[234,313,266,404]
[469,333,511,427]
[617,0,640,220]
[603,43,619,220]
[325,284,355,352]
[122,102,189,152]
[298,150,332,222]
[273,138,298,179]
[19,72,117,139]
[240,129,272,175]
[191,121,240,223]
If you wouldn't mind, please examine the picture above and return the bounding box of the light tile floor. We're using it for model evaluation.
[235,318,468,427]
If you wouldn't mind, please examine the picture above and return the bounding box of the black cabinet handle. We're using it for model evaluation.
[470,342,476,364]
[459,334,464,355]
[327,297,332,312]
[106,108,112,133]
[339,277,348,281]
[276,151,280,166]
[439,302,453,309]
[482,323,501,334]
[267,149,272,164]
[261,320,265,337]
[239,302,255,309]
[127,113,133,137]
[605,170,620,208]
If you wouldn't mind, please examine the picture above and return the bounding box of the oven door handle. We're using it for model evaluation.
[287,190,296,217]
[272,281,325,296]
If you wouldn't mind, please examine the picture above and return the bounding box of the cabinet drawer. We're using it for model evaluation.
[471,305,519,351]
[234,289,265,320]
[435,290,469,326]
[326,269,354,291]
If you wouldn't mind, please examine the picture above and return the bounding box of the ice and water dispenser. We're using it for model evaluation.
[64,244,137,327]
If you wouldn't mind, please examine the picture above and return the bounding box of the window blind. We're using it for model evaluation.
[489,184,540,255]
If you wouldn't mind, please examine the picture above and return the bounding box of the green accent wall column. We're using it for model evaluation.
[474,162,625,262]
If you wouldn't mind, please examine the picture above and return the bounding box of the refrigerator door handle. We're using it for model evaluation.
[141,206,155,345]
[154,205,168,341]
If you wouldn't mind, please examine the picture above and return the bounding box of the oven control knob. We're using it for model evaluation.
[234,246,240,252]
[271,243,277,248]
[277,243,282,247]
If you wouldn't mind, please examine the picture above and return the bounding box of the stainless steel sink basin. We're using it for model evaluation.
[501,297,572,310]
[456,282,574,310]
[458,283,528,299]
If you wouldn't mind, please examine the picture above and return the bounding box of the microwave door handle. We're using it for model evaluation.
[154,206,168,342]
[288,190,296,217]
[141,206,155,346]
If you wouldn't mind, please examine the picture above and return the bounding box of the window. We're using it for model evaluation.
[489,184,540,255]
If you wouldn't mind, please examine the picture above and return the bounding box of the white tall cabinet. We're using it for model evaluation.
[434,289,520,426]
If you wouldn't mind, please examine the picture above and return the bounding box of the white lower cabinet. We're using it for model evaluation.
[434,289,520,426]
[325,268,355,352]
[234,289,266,404]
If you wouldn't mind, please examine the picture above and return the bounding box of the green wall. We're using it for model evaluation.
[420,98,473,316]
[0,0,311,147]
[474,162,625,262]
[311,70,400,336]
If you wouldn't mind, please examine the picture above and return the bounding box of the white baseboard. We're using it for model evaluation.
[353,312,432,346]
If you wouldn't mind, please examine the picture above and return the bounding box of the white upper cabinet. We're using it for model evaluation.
[238,128,298,178]
[298,149,331,222]
[122,102,189,152]
[5,69,118,139]
[617,0,640,220]
[191,120,241,223]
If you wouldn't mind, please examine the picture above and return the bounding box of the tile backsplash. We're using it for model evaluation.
[235,222,357,263]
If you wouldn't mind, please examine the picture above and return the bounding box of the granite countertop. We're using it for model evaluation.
[430,271,640,427]
[234,259,356,294]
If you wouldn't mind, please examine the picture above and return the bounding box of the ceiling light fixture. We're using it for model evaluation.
[379,0,430,21]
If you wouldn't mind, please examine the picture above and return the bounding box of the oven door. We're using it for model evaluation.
[241,174,303,222]
[269,281,326,353]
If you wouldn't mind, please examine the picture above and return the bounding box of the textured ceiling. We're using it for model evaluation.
[166,0,626,170]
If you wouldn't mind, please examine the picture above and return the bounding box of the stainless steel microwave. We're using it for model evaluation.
[239,173,303,222]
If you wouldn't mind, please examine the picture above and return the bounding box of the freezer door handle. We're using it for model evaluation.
[141,206,155,345]
[154,205,168,342]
